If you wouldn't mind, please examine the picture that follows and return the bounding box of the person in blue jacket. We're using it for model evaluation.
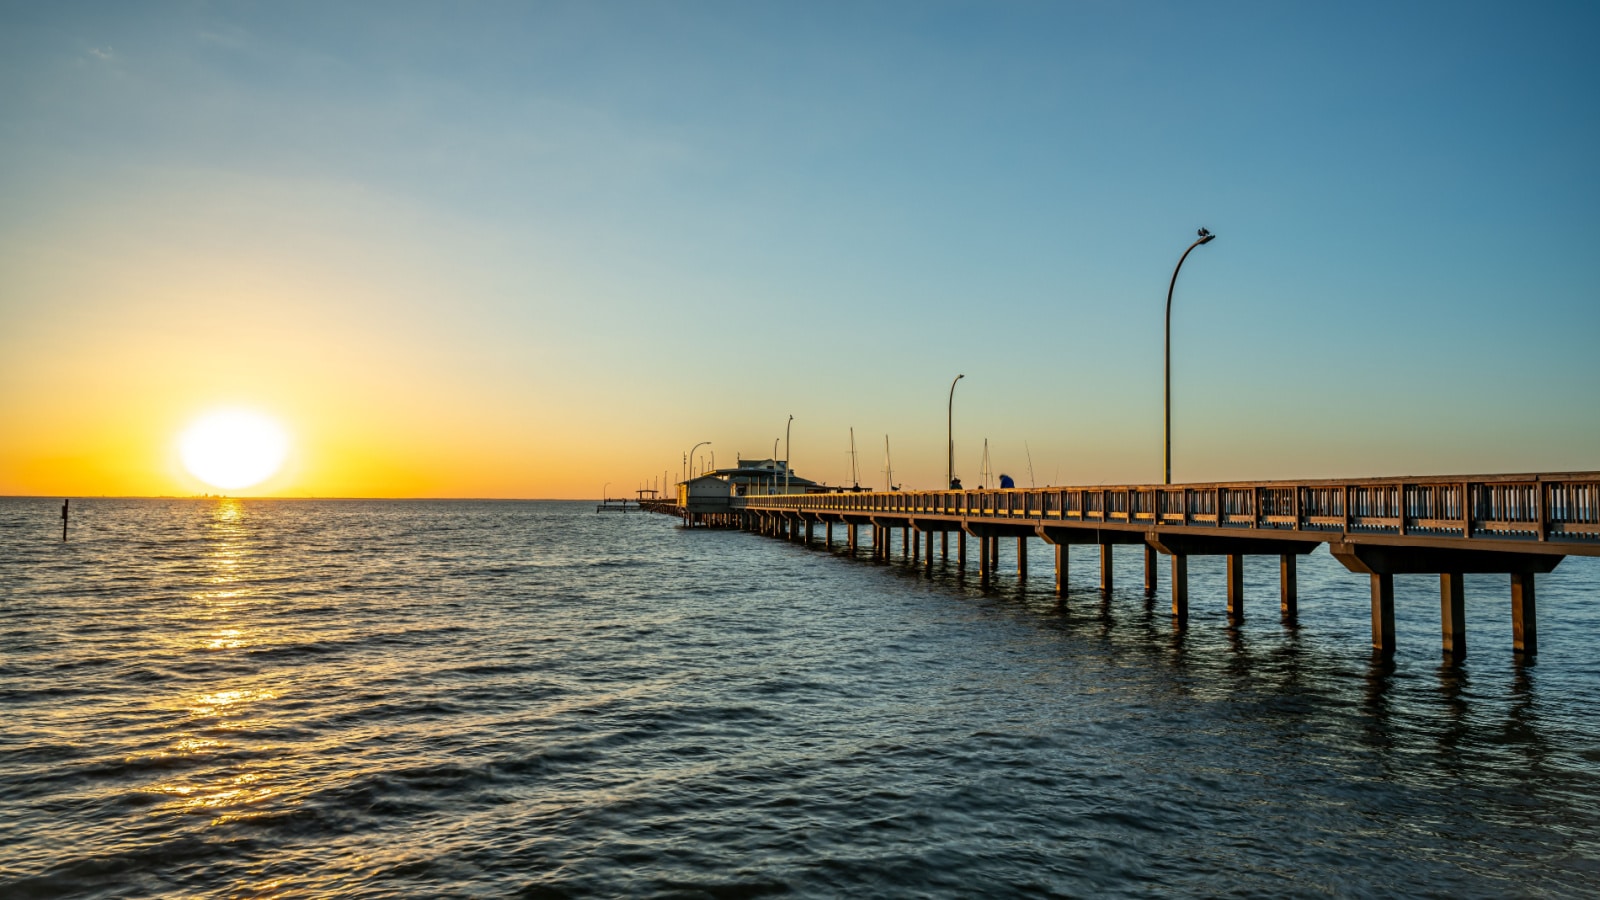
[998,473,1015,489]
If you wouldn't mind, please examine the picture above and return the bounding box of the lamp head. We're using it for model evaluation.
[1197,227,1215,244]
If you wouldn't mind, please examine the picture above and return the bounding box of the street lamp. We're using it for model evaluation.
[1165,227,1215,485]
[947,374,964,489]
[602,481,610,501]
[785,414,793,495]
[687,441,710,482]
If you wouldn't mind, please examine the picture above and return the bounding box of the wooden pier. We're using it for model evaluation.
[652,473,1600,661]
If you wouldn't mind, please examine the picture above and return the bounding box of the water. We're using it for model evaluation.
[3,498,1599,898]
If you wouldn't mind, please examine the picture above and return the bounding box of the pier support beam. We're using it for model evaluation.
[1441,572,1465,661]
[1055,544,1067,596]
[1512,572,1537,658]
[912,528,920,562]
[1100,543,1114,593]
[924,529,934,573]
[1227,553,1244,626]
[1145,545,1157,594]
[979,532,991,583]
[942,531,949,560]
[824,520,832,549]
[1171,554,1188,622]
[1330,541,1558,660]
[1017,536,1027,579]
[1371,574,1396,657]
[1281,554,1298,620]
[958,531,967,571]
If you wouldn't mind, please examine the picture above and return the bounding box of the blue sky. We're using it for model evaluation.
[2,1,1596,496]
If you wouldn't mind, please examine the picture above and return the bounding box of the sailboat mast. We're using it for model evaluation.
[884,435,893,492]
[849,427,860,488]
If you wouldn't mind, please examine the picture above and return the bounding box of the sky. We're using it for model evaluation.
[2,1,1597,498]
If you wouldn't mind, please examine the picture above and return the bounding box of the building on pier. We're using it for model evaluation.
[709,458,823,496]
[678,474,734,514]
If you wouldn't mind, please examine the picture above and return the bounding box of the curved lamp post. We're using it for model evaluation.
[1165,227,1215,485]
[784,414,794,495]
[947,374,964,489]
[687,441,710,482]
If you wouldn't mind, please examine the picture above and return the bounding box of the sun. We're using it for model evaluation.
[179,410,290,491]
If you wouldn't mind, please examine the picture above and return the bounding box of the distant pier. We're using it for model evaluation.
[646,473,1600,662]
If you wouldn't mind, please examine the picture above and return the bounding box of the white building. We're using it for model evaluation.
[677,474,734,513]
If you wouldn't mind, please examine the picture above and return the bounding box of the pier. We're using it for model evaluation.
[652,473,1600,661]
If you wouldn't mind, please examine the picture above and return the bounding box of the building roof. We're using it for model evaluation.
[710,464,820,487]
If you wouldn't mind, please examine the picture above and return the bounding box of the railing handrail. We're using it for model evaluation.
[721,474,1600,549]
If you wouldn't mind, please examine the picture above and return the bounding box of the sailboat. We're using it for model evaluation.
[884,435,898,491]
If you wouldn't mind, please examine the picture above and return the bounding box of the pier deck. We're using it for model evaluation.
[672,473,1600,661]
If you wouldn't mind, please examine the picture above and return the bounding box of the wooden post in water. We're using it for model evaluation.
[1099,542,1114,592]
[1280,555,1298,619]
[1171,554,1188,622]
[1016,536,1027,578]
[924,530,934,572]
[1227,553,1245,625]
[979,534,991,583]
[1144,545,1157,593]
[1055,544,1067,596]
[61,499,69,541]
[1511,572,1537,657]
[958,531,967,571]
[824,520,832,549]
[912,528,920,562]
[1440,572,1465,661]
[942,531,949,560]
[1371,574,1396,656]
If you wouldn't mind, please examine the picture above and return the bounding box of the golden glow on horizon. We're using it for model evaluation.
[179,410,290,491]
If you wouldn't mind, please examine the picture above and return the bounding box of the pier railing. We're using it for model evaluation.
[731,474,1600,548]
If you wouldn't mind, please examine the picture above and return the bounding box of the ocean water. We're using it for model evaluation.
[3,497,1599,898]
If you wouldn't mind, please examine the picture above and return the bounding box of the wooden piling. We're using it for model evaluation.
[1511,572,1537,657]
[1440,572,1465,661]
[1100,542,1113,592]
[1144,545,1156,593]
[1280,554,1298,619]
[1227,553,1244,625]
[958,531,967,571]
[1017,536,1027,578]
[1171,554,1188,622]
[1055,543,1066,596]
[1371,573,1396,656]
[979,534,991,583]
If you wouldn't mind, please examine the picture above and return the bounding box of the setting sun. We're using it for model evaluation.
[179,410,290,491]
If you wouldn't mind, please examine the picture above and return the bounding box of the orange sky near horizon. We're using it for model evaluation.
[4,6,1597,500]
